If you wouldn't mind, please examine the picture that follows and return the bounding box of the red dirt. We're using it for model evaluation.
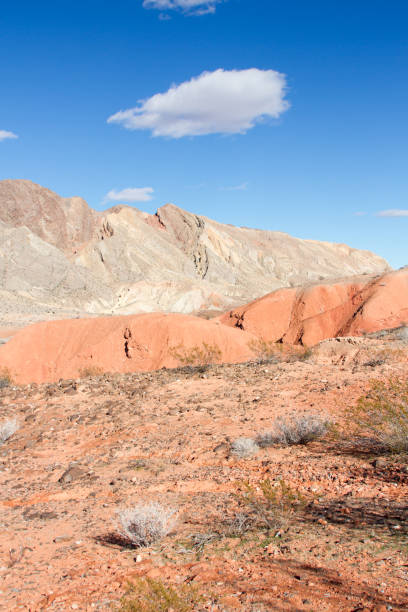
[0,332,407,611]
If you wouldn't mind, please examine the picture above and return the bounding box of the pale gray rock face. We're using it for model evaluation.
[0,179,391,325]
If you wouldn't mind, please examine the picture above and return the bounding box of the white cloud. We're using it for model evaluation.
[143,0,221,15]
[376,209,408,217]
[222,182,248,191]
[0,130,18,142]
[103,187,154,203]
[108,68,289,138]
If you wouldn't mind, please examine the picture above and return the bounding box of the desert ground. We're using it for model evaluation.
[1,329,408,611]
[0,181,407,611]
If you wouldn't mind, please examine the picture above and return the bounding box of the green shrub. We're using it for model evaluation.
[117,578,202,612]
[345,377,408,453]
[237,478,305,531]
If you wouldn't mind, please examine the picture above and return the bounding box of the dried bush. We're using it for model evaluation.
[117,502,177,548]
[256,413,330,447]
[117,578,202,612]
[231,437,259,459]
[345,377,408,453]
[248,338,283,363]
[169,342,222,367]
[0,418,19,444]
[78,365,104,378]
[0,367,13,388]
[248,338,312,364]
[236,478,305,531]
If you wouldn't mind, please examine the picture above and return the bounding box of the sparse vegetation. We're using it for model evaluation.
[248,337,312,364]
[256,413,330,447]
[117,578,202,612]
[0,418,19,443]
[345,377,408,453]
[236,478,305,531]
[78,365,104,378]
[117,502,177,547]
[0,367,13,388]
[248,337,283,362]
[169,342,222,367]
[231,437,259,458]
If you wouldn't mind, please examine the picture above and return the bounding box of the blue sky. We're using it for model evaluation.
[0,0,407,267]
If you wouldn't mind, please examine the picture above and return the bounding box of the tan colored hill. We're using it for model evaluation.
[0,179,390,326]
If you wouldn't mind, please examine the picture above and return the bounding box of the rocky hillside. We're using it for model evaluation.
[1,269,407,384]
[0,179,390,325]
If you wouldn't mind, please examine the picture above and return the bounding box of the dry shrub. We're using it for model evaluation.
[248,338,283,362]
[256,413,330,447]
[363,347,407,367]
[117,578,202,612]
[248,338,311,364]
[0,367,13,388]
[231,437,259,458]
[78,365,104,378]
[117,502,177,548]
[169,342,222,367]
[0,418,19,444]
[345,377,408,453]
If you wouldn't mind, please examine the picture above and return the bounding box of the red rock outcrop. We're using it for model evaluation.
[1,269,406,384]
[0,312,256,384]
[220,269,408,346]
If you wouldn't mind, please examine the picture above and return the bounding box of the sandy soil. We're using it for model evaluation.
[0,334,408,611]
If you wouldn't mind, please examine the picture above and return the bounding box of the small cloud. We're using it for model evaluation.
[0,130,18,142]
[103,187,154,204]
[185,182,206,189]
[221,182,248,191]
[376,209,408,218]
[354,211,367,217]
[143,0,222,15]
[108,68,289,139]
[158,12,171,20]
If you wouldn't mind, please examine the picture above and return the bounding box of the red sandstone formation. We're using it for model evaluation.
[220,269,408,346]
[0,312,256,384]
[1,269,407,385]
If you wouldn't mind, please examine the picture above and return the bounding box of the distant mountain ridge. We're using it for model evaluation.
[0,179,391,325]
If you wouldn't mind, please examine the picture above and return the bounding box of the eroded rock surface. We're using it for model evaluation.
[0,313,256,384]
[0,180,390,325]
[1,269,407,385]
[220,268,408,346]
